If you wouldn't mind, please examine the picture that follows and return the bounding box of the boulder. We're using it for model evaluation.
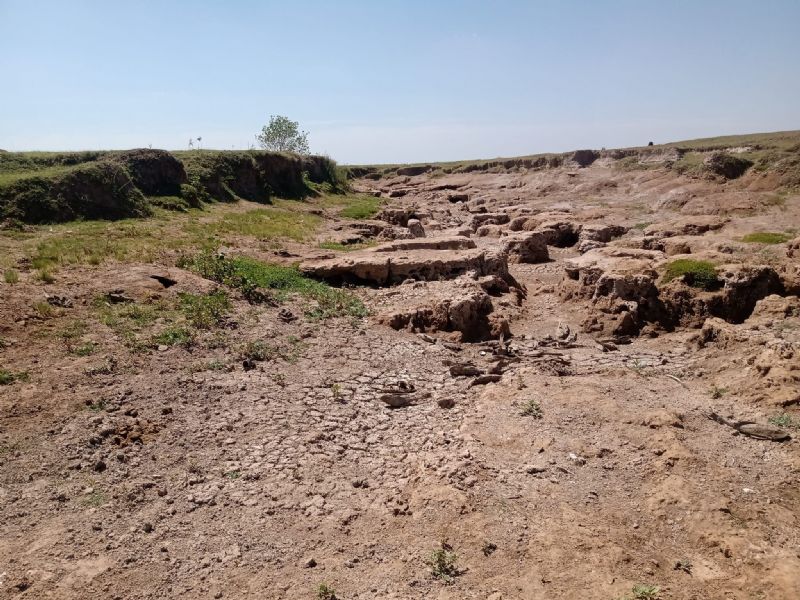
[476,224,505,237]
[378,289,509,342]
[501,231,550,263]
[534,220,581,247]
[378,207,417,226]
[470,212,510,231]
[578,223,627,244]
[406,218,425,238]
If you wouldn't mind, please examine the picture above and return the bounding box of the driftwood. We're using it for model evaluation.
[706,412,790,441]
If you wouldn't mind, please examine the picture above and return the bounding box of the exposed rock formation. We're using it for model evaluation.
[378,286,510,342]
[501,231,549,263]
[300,248,512,286]
[643,216,726,238]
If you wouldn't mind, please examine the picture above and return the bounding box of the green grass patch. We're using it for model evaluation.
[70,341,98,356]
[0,369,29,385]
[662,259,720,290]
[741,231,792,244]
[18,204,320,274]
[180,251,367,319]
[178,290,230,329]
[186,206,321,242]
[768,413,800,429]
[151,326,193,348]
[320,193,382,220]
[671,152,706,176]
[3,269,18,284]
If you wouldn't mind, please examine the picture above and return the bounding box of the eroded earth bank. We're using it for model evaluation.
[1,134,800,599]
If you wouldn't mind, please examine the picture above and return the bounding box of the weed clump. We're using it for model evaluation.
[427,543,460,584]
[316,583,338,600]
[520,398,543,418]
[662,259,720,290]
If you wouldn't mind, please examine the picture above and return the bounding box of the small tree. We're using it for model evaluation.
[256,115,310,154]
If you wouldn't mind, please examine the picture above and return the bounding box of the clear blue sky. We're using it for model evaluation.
[1,0,798,163]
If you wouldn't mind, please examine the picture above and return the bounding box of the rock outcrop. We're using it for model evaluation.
[300,247,512,286]
[643,217,726,238]
[501,231,550,263]
[378,287,510,342]
[560,247,663,336]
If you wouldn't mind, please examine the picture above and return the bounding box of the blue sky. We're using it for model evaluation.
[1,0,798,163]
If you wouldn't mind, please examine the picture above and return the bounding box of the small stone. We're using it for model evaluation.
[303,557,317,568]
[568,453,586,466]
[437,397,455,409]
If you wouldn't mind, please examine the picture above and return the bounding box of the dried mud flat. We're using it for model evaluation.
[1,142,800,599]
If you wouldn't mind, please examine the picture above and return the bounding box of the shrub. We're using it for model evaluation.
[3,269,18,284]
[662,259,720,290]
[316,583,337,600]
[520,398,543,418]
[427,545,459,584]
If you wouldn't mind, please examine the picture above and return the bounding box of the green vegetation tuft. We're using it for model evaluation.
[0,369,29,385]
[316,583,338,600]
[178,290,230,329]
[151,326,194,348]
[427,545,460,584]
[520,398,543,418]
[768,413,800,429]
[3,269,18,284]
[662,259,720,290]
[741,231,792,244]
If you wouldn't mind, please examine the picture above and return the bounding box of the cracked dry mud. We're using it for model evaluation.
[1,144,800,600]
